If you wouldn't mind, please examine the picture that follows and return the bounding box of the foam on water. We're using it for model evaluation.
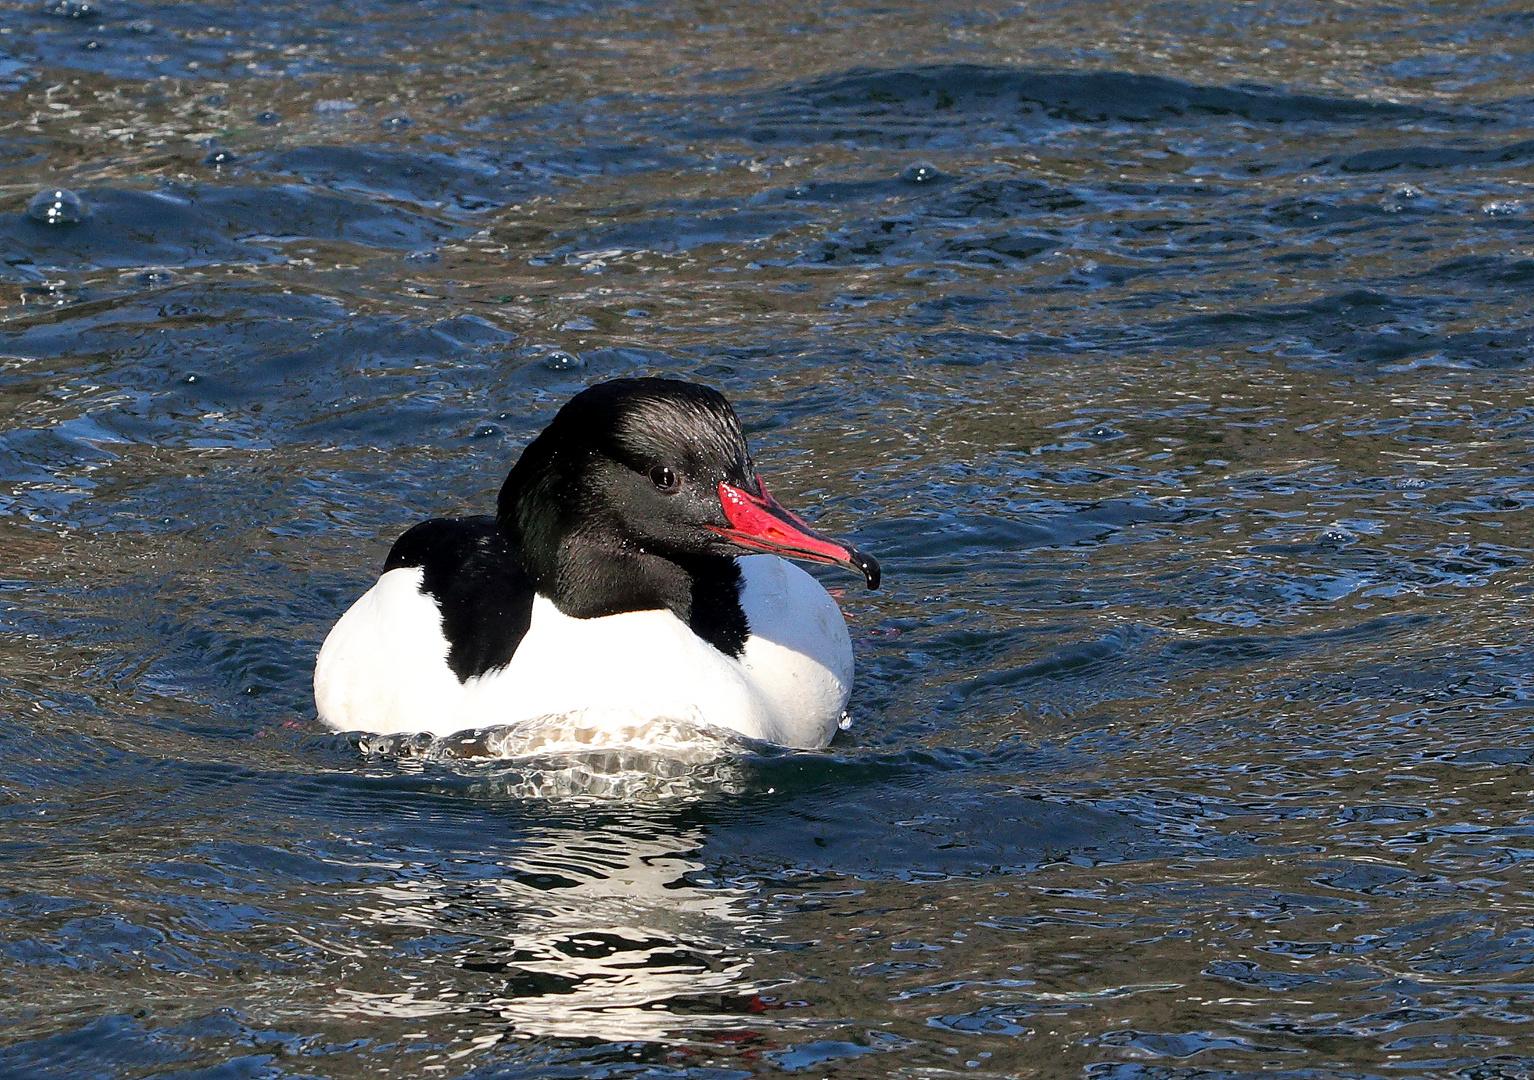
[356,712,768,799]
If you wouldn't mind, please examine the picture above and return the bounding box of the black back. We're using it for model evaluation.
[384,516,535,682]
[383,515,751,683]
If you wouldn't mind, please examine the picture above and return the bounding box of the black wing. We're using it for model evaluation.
[384,516,536,682]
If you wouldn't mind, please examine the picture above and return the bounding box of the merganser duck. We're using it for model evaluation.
[314,378,880,749]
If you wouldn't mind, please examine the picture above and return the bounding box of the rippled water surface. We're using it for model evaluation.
[4,1,1534,1076]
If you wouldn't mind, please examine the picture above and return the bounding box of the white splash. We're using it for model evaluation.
[356,710,769,800]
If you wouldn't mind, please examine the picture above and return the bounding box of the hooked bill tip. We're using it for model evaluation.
[854,551,881,590]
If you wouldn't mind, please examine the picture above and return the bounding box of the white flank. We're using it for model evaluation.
[313,567,463,733]
[314,555,855,749]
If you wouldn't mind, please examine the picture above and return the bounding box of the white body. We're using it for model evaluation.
[314,554,853,749]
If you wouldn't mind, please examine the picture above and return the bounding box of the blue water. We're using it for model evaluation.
[3,1,1534,1076]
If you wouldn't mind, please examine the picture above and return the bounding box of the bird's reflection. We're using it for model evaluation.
[327,726,780,1043]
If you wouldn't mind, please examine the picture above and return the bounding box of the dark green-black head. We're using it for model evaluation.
[496,378,879,605]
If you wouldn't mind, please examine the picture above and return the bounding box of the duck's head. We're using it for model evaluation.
[497,378,879,614]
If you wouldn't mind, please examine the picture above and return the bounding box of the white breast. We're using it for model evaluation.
[313,555,854,749]
[731,554,854,746]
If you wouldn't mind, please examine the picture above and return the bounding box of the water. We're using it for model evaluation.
[3,1,1534,1076]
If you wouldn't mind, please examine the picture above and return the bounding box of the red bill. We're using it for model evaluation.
[709,480,880,589]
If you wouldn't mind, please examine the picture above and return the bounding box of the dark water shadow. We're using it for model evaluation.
[0,184,466,280]
[676,64,1468,146]
[1146,288,1533,369]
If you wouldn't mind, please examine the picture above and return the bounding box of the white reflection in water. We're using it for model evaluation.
[330,724,780,1042]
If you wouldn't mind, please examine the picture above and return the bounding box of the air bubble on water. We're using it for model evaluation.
[255,110,282,126]
[1397,476,1429,489]
[26,188,88,226]
[1319,527,1355,545]
[380,115,413,130]
[472,423,502,439]
[202,148,238,168]
[539,349,585,372]
[1481,199,1524,216]
[42,0,98,19]
[1085,424,1124,440]
[79,39,104,50]
[837,711,853,732]
[900,161,943,184]
[21,281,81,306]
[1381,182,1426,212]
[131,268,175,287]
[181,373,202,385]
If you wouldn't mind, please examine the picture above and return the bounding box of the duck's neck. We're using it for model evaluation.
[543,535,691,620]
[511,524,739,624]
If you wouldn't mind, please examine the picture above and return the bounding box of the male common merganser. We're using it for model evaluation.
[314,378,880,749]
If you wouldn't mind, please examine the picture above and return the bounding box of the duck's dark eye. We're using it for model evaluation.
[649,465,679,492]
